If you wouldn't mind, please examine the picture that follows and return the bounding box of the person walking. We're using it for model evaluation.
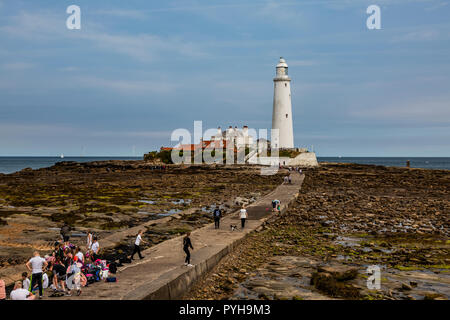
[240,205,248,229]
[25,251,48,299]
[183,232,194,267]
[213,206,222,229]
[131,230,145,260]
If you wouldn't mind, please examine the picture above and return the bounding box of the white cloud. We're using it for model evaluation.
[288,60,319,67]
[350,97,450,125]
[73,76,178,94]
[391,29,440,43]
[0,11,207,63]
[94,9,147,19]
[1,62,35,70]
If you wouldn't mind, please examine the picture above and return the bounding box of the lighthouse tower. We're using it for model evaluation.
[272,57,294,149]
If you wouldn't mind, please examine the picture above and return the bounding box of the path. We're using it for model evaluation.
[60,172,304,300]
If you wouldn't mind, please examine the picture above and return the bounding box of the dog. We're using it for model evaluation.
[230,224,237,231]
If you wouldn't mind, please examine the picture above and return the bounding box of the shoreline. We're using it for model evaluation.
[0,156,449,175]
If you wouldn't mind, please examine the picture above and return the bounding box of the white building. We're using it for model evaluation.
[212,125,254,148]
[272,57,294,149]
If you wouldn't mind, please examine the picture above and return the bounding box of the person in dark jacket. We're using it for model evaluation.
[60,223,71,243]
[213,206,222,229]
[183,232,194,267]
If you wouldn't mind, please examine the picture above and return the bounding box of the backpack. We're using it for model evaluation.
[119,257,132,264]
[85,274,95,284]
[214,209,220,218]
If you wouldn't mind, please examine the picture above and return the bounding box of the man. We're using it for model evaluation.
[60,223,71,243]
[25,251,48,299]
[91,236,100,261]
[10,281,35,300]
[131,230,145,260]
[213,206,222,229]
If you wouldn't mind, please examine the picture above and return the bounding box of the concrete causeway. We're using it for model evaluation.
[62,172,304,300]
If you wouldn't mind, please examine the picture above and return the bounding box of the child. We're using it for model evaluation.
[22,272,30,292]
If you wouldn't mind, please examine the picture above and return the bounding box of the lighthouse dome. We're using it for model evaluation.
[276,57,288,68]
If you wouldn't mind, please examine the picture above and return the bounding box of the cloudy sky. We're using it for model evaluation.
[0,0,449,156]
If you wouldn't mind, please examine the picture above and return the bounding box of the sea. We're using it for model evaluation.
[0,156,448,174]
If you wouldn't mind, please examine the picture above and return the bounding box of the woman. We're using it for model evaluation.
[183,232,194,267]
[0,278,6,301]
[240,205,248,229]
[49,259,67,293]
[86,230,93,250]
[67,256,82,296]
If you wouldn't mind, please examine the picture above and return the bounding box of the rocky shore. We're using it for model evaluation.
[0,161,283,278]
[184,163,449,300]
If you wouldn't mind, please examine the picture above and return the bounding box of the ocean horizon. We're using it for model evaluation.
[0,156,449,174]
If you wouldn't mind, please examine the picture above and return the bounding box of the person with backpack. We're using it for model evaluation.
[240,205,248,229]
[183,232,194,267]
[213,206,222,229]
[131,230,145,260]
[25,251,48,299]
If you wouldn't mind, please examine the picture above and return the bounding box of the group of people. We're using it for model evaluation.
[0,227,103,300]
[212,205,248,230]
[1,196,277,300]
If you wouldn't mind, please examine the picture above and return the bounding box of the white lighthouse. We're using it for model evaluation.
[272,57,294,149]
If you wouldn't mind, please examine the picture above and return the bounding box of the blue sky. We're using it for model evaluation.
[0,0,449,156]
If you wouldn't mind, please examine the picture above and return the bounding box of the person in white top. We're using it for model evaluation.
[240,205,248,229]
[91,237,100,261]
[131,230,145,260]
[10,281,35,300]
[22,272,30,291]
[25,251,47,299]
[75,247,84,264]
